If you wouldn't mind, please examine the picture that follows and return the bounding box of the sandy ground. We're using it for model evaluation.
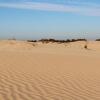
[0,40,100,100]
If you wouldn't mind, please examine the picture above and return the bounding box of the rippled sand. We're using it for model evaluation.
[0,40,100,100]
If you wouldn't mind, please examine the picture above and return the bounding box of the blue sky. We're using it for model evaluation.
[0,0,100,40]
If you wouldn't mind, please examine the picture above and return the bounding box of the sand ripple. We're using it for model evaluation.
[0,69,100,100]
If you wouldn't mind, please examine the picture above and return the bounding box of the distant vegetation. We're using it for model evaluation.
[27,40,37,42]
[27,38,87,43]
[95,39,100,41]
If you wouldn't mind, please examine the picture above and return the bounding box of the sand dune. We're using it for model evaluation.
[0,40,100,100]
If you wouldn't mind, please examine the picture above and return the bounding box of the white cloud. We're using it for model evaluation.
[0,2,80,12]
[0,1,100,16]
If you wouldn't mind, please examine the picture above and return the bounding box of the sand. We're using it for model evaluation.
[0,40,100,100]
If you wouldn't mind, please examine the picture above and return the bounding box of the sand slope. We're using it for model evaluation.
[0,40,100,100]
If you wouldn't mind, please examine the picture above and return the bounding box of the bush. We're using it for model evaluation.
[84,45,87,49]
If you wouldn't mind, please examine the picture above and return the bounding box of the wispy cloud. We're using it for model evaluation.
[0,1,100,16]
[0,2,80,12]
